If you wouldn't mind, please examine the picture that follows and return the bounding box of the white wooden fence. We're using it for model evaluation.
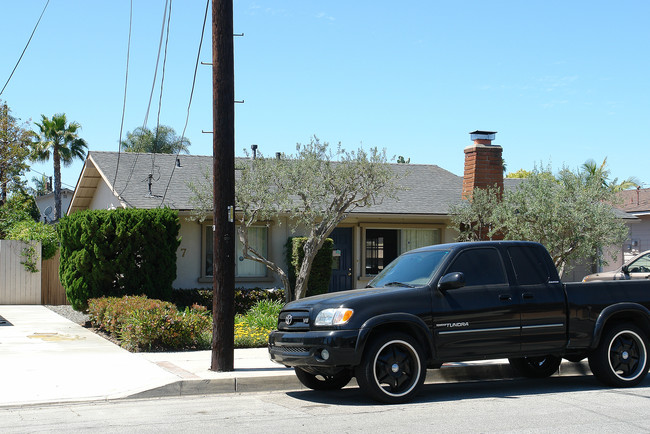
[0,240,42,304]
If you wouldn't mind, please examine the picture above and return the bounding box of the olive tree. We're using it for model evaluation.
[451,165,629,277]
[190,137,402,301]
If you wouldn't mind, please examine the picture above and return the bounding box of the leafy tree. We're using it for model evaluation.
[31,113,88,221]
[120,125,190,154]
[0,100,32,206]
[581,158,639,192]
[451,165,629,277]
[0,190,40,238]
[397,156,410,164]
[190,137,402,301]
[8,219,58,260]
[451,186,503,241]
[506,168,533,179]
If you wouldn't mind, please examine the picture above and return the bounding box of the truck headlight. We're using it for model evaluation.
[314,308,354,326]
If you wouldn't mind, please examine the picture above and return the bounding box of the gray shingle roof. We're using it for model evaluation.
[87,151,466,215]
[89,151,211,210]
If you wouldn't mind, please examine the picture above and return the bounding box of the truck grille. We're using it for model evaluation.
[273,345,310,355]
[278,310,311,331]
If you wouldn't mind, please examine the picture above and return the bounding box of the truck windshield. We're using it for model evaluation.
[367,249,450,288]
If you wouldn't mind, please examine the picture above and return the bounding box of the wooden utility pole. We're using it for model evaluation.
[211,0,235,372]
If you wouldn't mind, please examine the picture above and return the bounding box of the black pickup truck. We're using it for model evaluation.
[268,241,650,403]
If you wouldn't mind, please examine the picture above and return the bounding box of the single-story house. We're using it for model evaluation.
[616,187,650,263]
[67,131,607,289]
[34,188,73,223]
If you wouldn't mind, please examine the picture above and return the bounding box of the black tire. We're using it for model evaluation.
[588,323,649,387]
[355,332,426,404]
[508,355,562,378]
[294,367,352,391]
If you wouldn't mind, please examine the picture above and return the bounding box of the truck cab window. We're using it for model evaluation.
[446,248,507,286]
[507,246,550,285]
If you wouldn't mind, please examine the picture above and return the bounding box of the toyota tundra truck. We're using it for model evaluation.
[268,241,650,403]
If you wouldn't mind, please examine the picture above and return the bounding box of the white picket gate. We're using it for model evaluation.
[0,240,42,304]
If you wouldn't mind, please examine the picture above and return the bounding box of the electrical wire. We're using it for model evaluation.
[119,0,169,198]
[143,0,169,130]
[28,168,75,189]
[111,0,133,195]
[0,0,50,97]
[159,0,210,207]
[151,0,173,176]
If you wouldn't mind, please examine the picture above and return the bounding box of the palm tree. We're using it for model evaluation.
[120,125,190,154]
[31,113,87,220]
[581,158,640,192]
[29,174,51,197]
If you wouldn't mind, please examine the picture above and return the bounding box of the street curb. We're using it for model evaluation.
[126,360,592,400]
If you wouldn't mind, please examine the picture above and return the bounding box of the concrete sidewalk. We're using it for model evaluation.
[0,306,593,407]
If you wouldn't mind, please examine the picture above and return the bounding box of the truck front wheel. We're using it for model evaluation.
[588,323,649,387]
[294,367,352,391]
[355,332,426,404]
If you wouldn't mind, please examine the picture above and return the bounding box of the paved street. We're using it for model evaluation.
[2,375,649,433]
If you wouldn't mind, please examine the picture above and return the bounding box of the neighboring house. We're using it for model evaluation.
[64,131,554,291]
[34,188,73,223]
[616,187,650,264]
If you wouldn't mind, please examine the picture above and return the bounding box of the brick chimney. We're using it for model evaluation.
[462,130,503,199]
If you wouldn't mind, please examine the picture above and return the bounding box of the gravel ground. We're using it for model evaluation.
[46,305,90,326]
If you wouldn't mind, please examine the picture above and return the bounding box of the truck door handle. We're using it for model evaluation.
[522,293,534,300]
[499,294,512,301]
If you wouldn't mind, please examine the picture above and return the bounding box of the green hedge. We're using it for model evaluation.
[58,208,181,310]
[170,287,284,315]
[286,237,333,298]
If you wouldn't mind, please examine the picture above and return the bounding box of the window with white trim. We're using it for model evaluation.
[204,225,268,278]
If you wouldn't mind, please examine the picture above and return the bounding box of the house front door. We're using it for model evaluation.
[329,227,353,292]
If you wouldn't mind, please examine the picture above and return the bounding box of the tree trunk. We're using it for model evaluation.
[294,239,318,300]
[53,147,62,221]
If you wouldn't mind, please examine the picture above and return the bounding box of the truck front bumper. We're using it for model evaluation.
[268,329,360,368]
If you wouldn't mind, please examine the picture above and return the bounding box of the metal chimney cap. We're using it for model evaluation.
[469,130,497,141]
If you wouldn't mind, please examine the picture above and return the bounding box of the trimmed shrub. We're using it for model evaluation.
[286,237,334,298]
[234,287,284,314]
[58,208,181,310]
[88,295,211,352]
[170,288,213,311]
[171,287,284,315]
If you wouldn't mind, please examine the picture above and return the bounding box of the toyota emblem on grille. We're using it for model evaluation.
[285,314,293,325]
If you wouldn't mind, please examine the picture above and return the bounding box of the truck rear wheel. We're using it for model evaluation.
[355,332,426,404]
[508,355,561,378]
[294,367,352,391]
[589,323,649,387]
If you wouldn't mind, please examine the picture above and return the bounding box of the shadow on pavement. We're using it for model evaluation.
[285,375,650,406]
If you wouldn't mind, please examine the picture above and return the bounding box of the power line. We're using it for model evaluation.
[143,0,170,130]
[151,0,173,176]
[111,0,133,195]
[27,168,75,189]
[119,0,170,198]
[0,0,50,97]
[160,0,210,207]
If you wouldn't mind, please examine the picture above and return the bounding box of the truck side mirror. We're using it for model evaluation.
[622,265,630,275]
[438,272,465,290]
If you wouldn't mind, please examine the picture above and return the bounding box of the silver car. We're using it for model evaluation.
[583,250,650,282]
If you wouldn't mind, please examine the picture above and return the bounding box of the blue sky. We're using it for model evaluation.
[2,1,649,190]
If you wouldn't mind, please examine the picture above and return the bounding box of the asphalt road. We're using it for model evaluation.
[2,376,649,433]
